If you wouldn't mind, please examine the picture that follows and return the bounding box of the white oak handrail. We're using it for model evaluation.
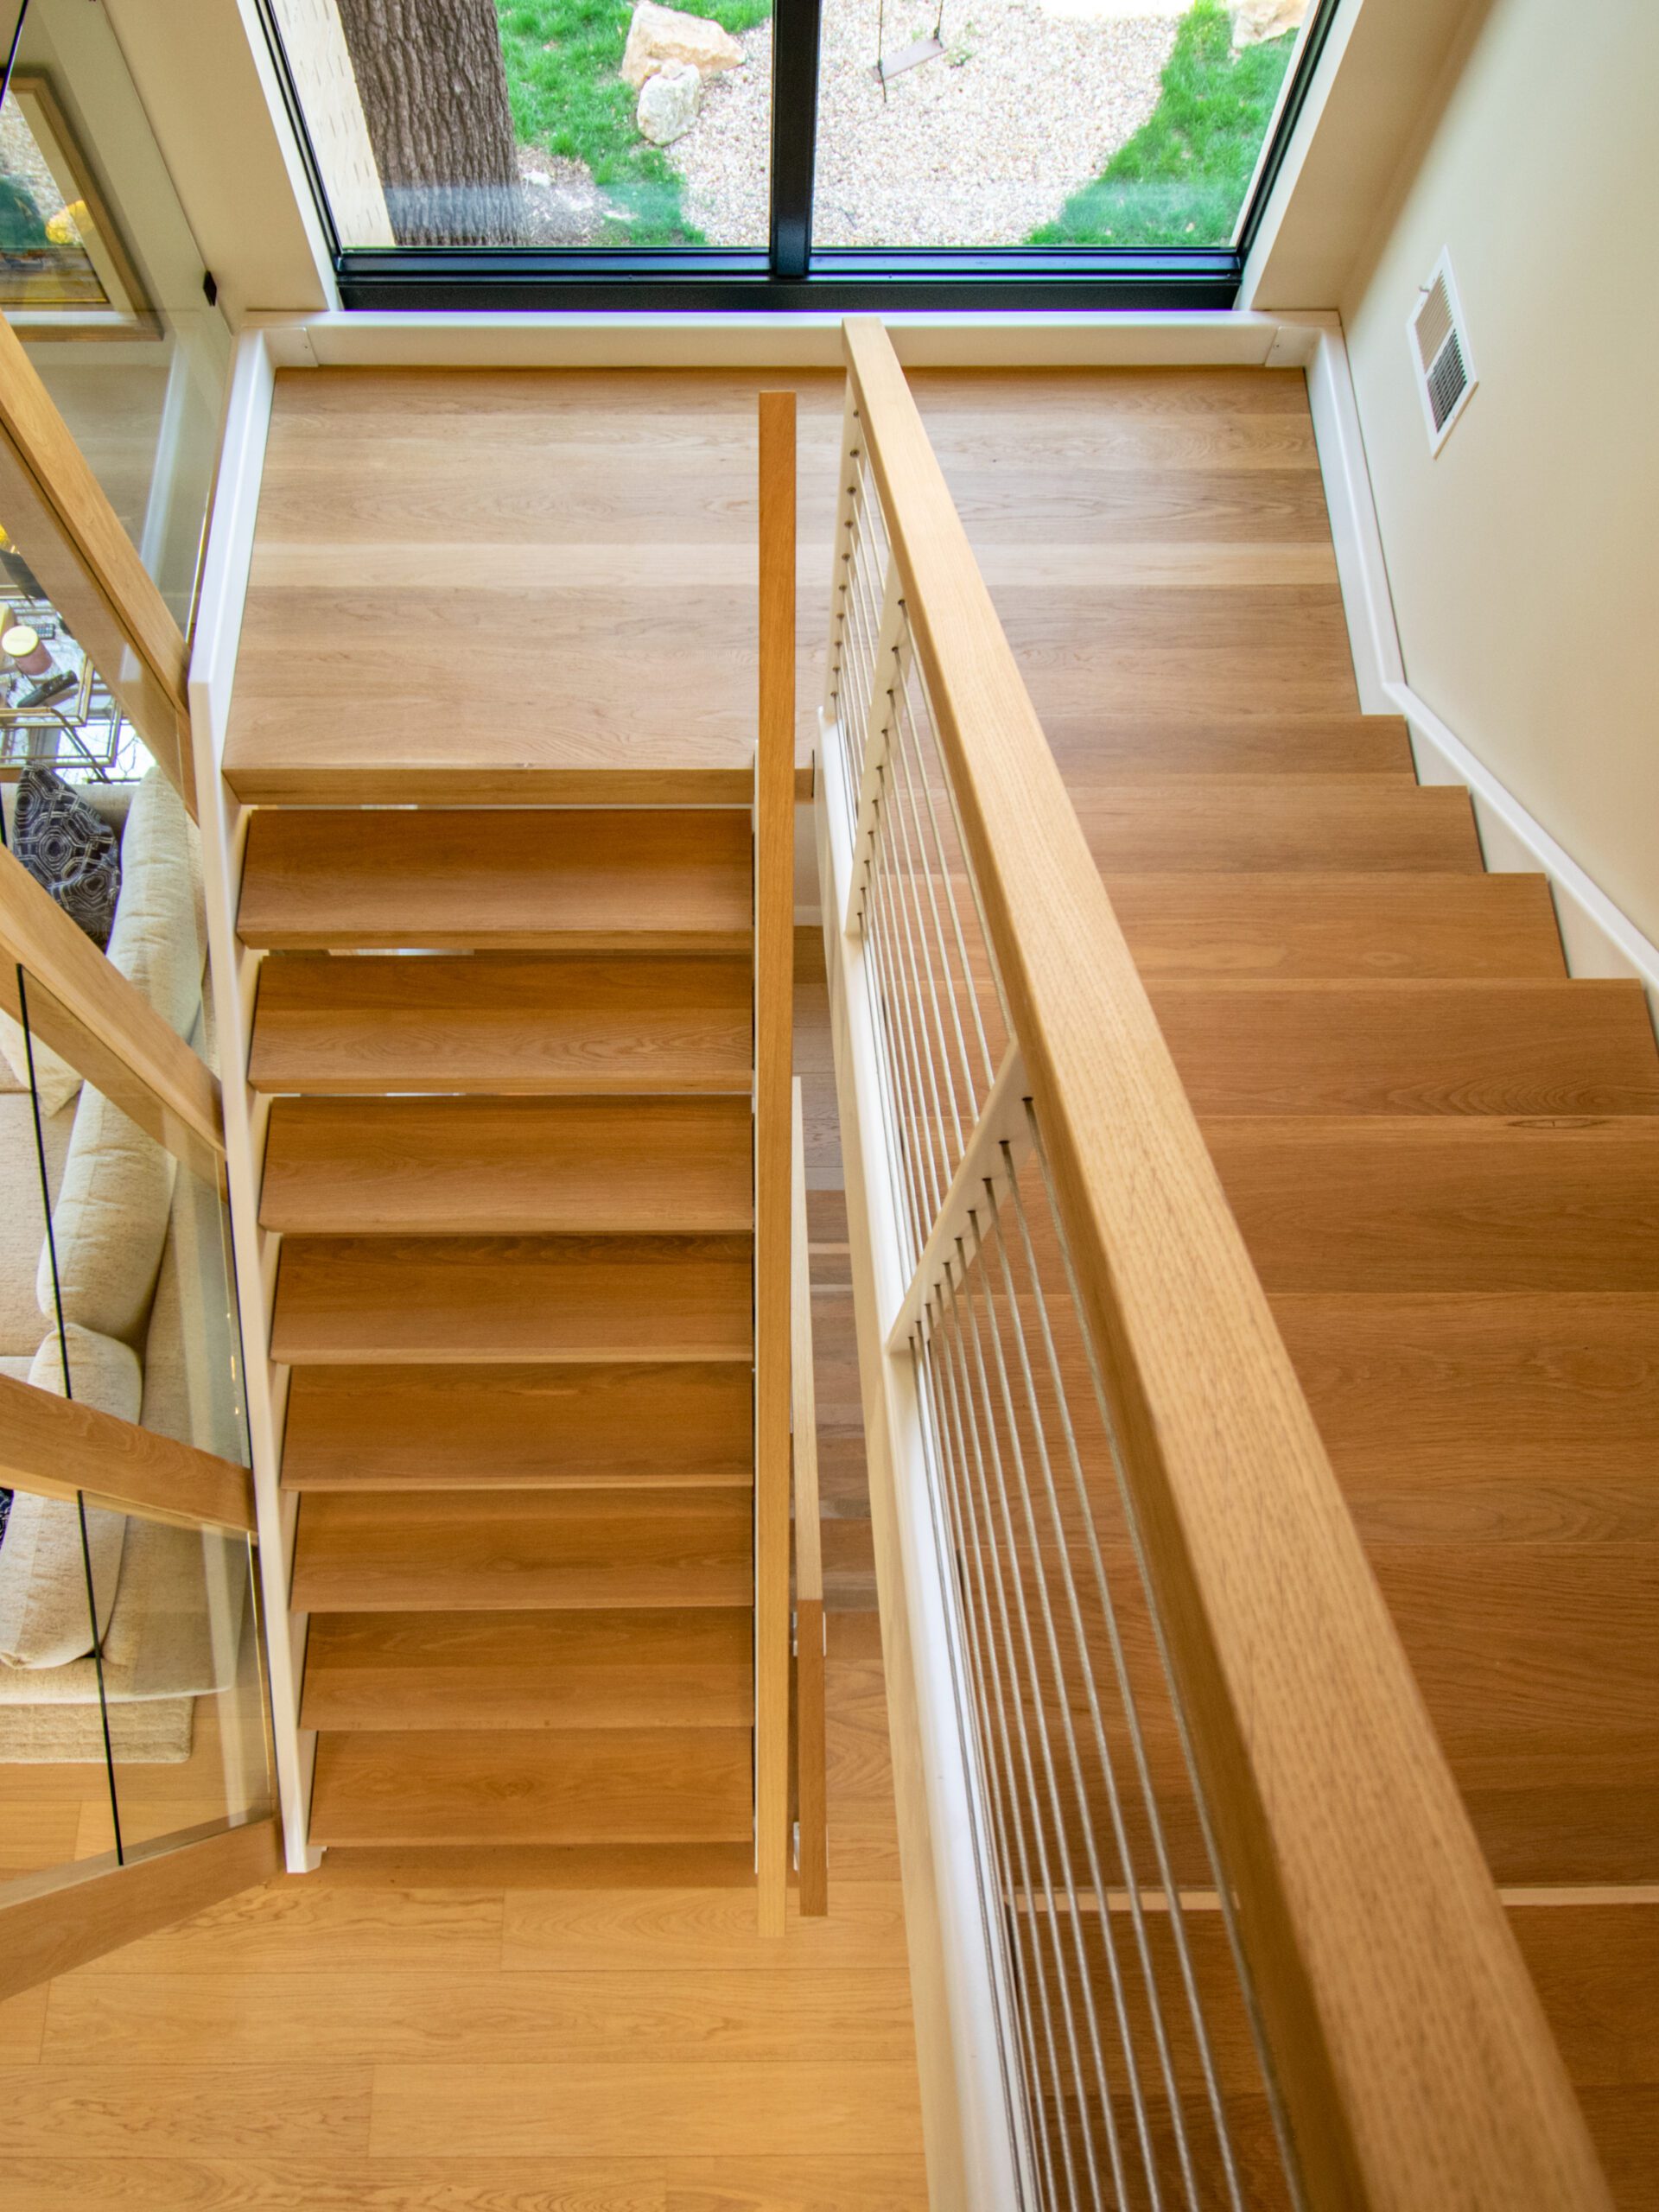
[754,391,797,1936]
[842,315,1609,2212]
[790,1077,827,1917]
[0,1370,254,1533]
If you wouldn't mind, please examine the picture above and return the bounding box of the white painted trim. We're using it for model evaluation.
[1302,322,1405,711]
[1305,322,1659,1023]
[1236,0,1370,313]
[242,308,1300,372]
[188,327,319,1874]
[1392,683,1659,1020]
[818,719,1031,2212]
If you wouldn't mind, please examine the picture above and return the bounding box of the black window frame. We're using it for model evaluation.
[255,0,1338,313]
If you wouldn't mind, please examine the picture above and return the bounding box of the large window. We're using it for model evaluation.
[258,0,1335,302]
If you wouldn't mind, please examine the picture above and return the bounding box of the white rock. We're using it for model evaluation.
[637,60,702,145]
[1230,0,1307,47]
[622,1,745,90]
[1031,0,1189,16]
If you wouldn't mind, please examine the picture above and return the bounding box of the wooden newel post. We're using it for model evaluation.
[755,391,797,1935]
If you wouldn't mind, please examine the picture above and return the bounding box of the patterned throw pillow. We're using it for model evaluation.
[11,767,121,948]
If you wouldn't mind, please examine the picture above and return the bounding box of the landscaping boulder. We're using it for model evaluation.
[621,1,745,90]
[637,60,703,145]
[1230,0,1307,45]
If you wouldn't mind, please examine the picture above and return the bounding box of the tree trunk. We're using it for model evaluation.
[334,0,523,245]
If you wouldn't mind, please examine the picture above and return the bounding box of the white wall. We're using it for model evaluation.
[1342,0,1659,945]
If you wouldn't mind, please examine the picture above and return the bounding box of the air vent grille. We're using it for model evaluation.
[1409,253,1477,452]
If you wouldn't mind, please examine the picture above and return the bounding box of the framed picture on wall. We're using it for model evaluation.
[0,71,157,336]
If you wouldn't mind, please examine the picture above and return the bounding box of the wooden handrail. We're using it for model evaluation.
[0,839,224,1180]
[0,1370,254,1533]
[0,1815,280,2000]
[842,317,1610,2211]
[0,312,195,810]
[790,1077,827,1917]
[754,391,797,1936]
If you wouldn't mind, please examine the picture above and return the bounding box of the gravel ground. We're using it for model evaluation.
[676,0,1179,247]
[515,146,611,245]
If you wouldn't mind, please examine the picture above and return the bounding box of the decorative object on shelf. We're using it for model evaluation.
[0,72,157,337]
[0,588,139,781]
[3,623,55,678]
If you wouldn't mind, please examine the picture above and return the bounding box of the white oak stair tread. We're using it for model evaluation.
[237,807,753,952]
[301,1608,753,1730]
[1044,711,1415,779]
[249,951,752,1095]
[281,1362,753,1491]
[1207,1117,1659,1290]
[313,1842,761,1886]
[270,1234,753,1363]
[1109,873,1566,979]
[1072,776,1482,874]
[308,1726,754,1847]
[1147,978,1659,1117]
[291,1491,753,1611]
[260,1096,753,1235]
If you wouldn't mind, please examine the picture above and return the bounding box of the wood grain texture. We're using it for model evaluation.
[281,1361,753,1491]
[1076,777,1481,874]
[310,1728,754,1847]
[238,807,753,951]
[755,390,796,1937]
[301,1608,753,1730]
[249,951,753,1096]
[260,1096,753,1234]
[291,1490,753,1612]
[1148,977,1659,1116]
[846,320,1610,2211]
[0,842,222,1170]
[0,1819,280,2002]
[0,1369,252,1532]
[224,368,846,801]
[1109,871,1567,978]
[270,1234,753,1363]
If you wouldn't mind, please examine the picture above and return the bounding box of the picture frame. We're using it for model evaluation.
[0,71,158,338]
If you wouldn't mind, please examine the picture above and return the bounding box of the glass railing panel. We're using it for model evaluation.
[2,0,232,628]
[264,0,772,248]
[810,0,1313,251]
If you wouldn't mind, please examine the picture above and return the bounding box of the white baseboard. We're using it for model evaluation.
[1306,329,1659,1025]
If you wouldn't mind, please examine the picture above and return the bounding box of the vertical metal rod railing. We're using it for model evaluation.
[817,317,1613,2212]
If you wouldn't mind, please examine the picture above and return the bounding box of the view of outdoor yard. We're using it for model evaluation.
[306,0,1304,250]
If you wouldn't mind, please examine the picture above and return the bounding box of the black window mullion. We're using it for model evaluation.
[768,0,824,279]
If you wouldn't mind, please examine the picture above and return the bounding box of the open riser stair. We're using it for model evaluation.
[238,804,762,1871]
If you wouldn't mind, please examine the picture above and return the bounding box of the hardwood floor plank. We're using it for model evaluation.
[72,1883,505,1974]
[0,2066,372,2153]
[43,1967,918,2065]
[368,2057,925,2158]
[500,1885,912,1971]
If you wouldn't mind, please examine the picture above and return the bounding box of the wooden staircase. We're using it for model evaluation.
[1054,706,1659,1904]
[238,805,762,1878]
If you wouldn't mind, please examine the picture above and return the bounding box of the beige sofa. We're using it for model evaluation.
[0,770,246,1764]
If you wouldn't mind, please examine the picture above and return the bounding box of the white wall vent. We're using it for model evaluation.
[1410,251,1478,453]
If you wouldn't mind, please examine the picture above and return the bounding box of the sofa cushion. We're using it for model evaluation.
[39,1088,176,1348]
[105,767,206,1046]
[0,1326,137,1670]
[0,1088,72,1356]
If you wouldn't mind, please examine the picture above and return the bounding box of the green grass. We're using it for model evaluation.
[1029,0,1295,249]
[497,0,770,245]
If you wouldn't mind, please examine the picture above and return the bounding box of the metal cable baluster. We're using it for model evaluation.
[856,819,932,1274]
[1020,1108,1307,2207]
[932,1252,1109,2212]
[865,806,955,1233]
[951,1209,1127,2212]
[892,679,999,1091]
[905,661,1014,1037]
[913,1303,1065,2212]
